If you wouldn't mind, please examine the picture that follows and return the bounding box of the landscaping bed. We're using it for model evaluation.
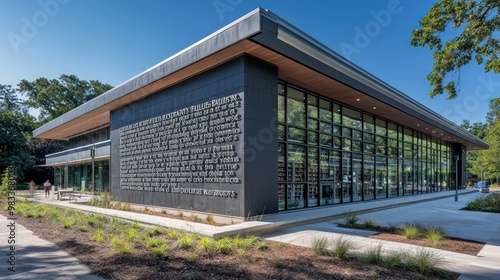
[2,200,460,280]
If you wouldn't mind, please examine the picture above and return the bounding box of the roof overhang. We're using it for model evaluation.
[33,8,489,150]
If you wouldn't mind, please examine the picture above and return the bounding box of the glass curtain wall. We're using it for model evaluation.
[53,160,110,193]
[277,82,453,211]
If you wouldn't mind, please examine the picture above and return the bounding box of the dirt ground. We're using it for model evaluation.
[1,205,478,280]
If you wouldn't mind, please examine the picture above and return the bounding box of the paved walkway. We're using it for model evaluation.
[2,189,499,279]
[0,213,105,279]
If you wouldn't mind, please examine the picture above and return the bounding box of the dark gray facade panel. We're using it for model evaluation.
[241,56,279,216]
[46,140,110,165]
[110,55,276,217]
[68,127,110,149]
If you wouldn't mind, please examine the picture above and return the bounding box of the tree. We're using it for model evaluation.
[0,83,37,178]
[411,0,500,99]
[0,84,23,112]
[18,74,113,123]
[0,109,34,177]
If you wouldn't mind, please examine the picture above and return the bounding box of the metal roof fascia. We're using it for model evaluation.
[33,8,265,138]
[257,9,489,149]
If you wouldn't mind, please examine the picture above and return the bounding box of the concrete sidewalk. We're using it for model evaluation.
[7,189,500,279]
[263,190,500,280]
[0,214,105,280]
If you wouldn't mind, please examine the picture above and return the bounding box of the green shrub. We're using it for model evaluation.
[364,243,384,265]
[362,218,378,229]
[331,235,355,258]
[423,226,446,247]
[344,215,359,228]
[111,237,133,254]
[152,244,168,257]
[257,242,268,250]
[401,249,448,277]
[217,237,234,254]
[206,214,215,225]
[400,224,420,239]
[465,193,500,213]
[271,259,284,269]
[311,236,331,256]
[94,228,105,243]
[383,250,404,269]
[197,237,217,252]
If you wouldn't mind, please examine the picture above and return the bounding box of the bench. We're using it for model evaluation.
[54,189,81,200]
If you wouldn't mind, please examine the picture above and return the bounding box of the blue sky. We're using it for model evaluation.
[1,0,497,125]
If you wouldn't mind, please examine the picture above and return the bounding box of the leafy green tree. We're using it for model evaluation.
[482,120,500,184]
[0,109,34,177]
[1,83,37,177]
[411,0,500,99]
[18,74,113,123]
[1,84,23,112]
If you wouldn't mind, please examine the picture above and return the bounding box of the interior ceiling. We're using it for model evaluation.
[36,40,482,150]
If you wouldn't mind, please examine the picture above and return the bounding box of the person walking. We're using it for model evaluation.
[29,180,37,196]
[43,180,52,198]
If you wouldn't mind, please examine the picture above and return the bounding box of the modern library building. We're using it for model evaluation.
[34,8,489,218]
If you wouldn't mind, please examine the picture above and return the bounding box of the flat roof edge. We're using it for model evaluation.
[33,8,265,138]
[259,9,489,149]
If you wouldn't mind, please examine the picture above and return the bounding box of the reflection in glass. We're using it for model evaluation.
[376,156,387,198]
[308,146,319,208]
[288,127,306,143]
[403,159,413,195]
[307,94,318,118]
[287,184,305,209]
[288,144,306,182]
[363,155,375,200]
[278,184,286,211]
[352,153,362,202]
[342,152,351,203]
[319,99,332,122]
[388,158,398,197]
[287,87,306,127]
[343,107,362,129]
[308,131,318,144]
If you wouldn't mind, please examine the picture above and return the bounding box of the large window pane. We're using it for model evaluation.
[388,122,397,138]
[278,183,286,211]
[308,119,318,130]
[376,157,387,198]
[342,152,351,203]
[363,113,374,133]
[287,184,305,209]
[278,83,285,123]
[342,107,362,129]
[352,153,362,202]
[319,99,332,122]
[388,158,398,197]
[288,144,306,182]
[308,148,319,207]
[320,134,333,147]
[403,159,413,195]
[287,87,306,127]
[307,94,318,118]
[376,118,386,136]
[363,155,375,200]
[278,143,286,182]
[288,127,306,143]
[334,103,341,123]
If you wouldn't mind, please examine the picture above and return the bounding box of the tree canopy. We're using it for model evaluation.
[411,0,499,99]
[18,74,113,123]
[462,97,500,184]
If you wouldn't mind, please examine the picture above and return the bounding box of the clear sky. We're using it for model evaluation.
[0,0,497,125]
